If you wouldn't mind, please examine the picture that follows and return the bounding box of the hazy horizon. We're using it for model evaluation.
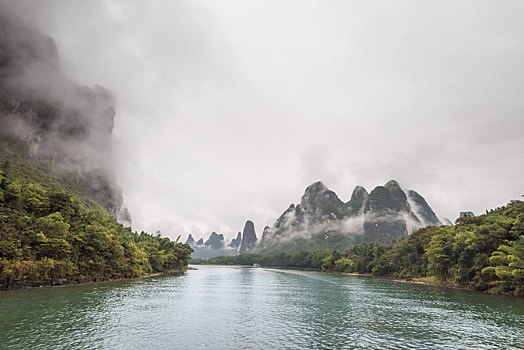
[5,0,524,241]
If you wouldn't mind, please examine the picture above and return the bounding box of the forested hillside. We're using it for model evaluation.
[198,200,524,296]
[0,5,193,289]
[340,200,523,296]
[0,143,193,289]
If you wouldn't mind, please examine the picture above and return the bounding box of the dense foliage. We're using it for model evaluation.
[257,233,354,256]
[191,249,332,270]
[0,152,193,289]
[318,200,524,296]
[198,201,524,296]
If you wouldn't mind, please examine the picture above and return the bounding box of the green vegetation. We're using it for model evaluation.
[0,144,193,289]
[198,200,524,296]
[321,200,524,295]
[191,249,332,269]
[0,139,104,210]
[257,233,354,256]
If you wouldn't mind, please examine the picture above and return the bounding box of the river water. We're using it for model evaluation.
[0,265,523,349]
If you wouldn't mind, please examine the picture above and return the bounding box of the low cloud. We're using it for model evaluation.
[3,0,523,240]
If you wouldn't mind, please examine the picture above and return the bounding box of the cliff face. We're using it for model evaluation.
[0,6,129,224]
[229,232,242,248]
[362,181,419,242]
[204,232,225,250]
[407,190,442,227]
[239,220,257,253]
[346,185,368,216]
[185,234,196,245]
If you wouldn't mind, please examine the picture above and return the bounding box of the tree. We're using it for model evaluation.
[482,236,524,295]
[427,229,454,280]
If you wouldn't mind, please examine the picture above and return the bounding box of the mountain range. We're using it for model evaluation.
[258,180,444,253]
[186,179,445,257]
[186,220,259,258]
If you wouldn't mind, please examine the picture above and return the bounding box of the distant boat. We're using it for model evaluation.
[252,263,260,268]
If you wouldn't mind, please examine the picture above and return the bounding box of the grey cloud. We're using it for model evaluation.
[4,0,523,240]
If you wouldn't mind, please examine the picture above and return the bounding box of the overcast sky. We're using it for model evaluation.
[7,0,524,241]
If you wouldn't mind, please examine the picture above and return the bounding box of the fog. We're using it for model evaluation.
[4,0,524,240]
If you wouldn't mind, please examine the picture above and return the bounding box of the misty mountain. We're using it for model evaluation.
[239,220,257,253]
[204,232,225,249]
[267,182,347,239]
[346,186,369,216]
[185,234,196,245]
[0,5,129,225]
[229,232,242,248]
[259,180,443,252]
[186,231,233,259]
[407,190,442,227]
[440,217,454,226]
[187,220,258,258]
[362,180,420,243]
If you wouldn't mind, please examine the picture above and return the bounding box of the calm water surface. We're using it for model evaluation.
[0,265,523,349]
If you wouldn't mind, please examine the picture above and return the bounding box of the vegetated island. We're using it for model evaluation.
[192,200,524,297]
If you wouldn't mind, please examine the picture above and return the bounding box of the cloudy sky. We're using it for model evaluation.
[7,0,524,241]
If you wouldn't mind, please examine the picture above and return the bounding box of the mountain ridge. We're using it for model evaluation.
[258,179,443,253]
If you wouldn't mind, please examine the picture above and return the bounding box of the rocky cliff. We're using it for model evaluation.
[407,190,442,227]
[0,5,129,224]
[239,220,257,253]
[204,232,225,250]
[185,234,196,245]
[362,180,420,242]
[229,232,242,248]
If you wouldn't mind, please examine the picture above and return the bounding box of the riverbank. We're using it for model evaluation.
[265,266,322,272]
[265,267,518,297]
[0,269,189,291]
[393,276,465,289]
[335,271,522,297]
[337,271,449,286]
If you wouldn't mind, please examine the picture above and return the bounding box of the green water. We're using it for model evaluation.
[0,266,523,349]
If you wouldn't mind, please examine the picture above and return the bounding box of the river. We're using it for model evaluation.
[0,265,523,349]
